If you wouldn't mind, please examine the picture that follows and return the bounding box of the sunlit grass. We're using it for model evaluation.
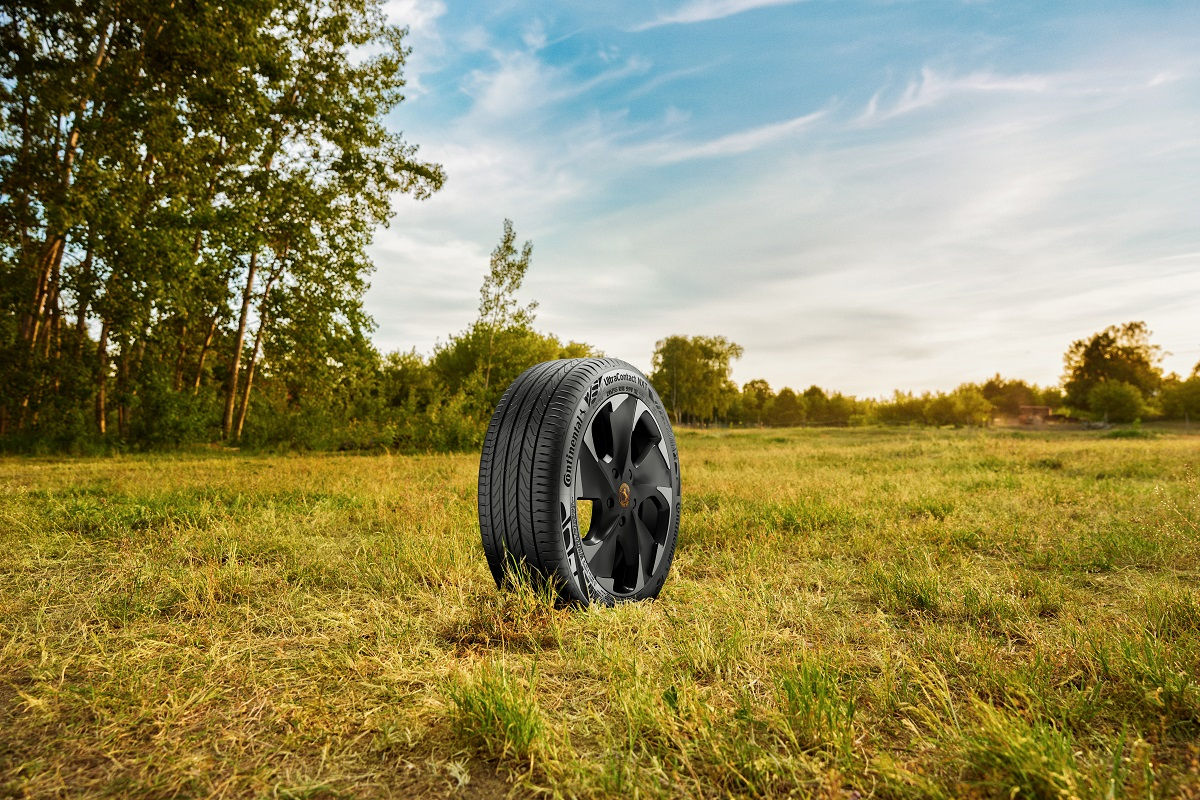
[1,427,1198,797]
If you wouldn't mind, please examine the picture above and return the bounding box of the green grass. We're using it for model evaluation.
[2,428,1199,798]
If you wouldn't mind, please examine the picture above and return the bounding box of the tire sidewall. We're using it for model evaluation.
[552,361,681,605]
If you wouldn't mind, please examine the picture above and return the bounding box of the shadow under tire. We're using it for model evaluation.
[478,358,682,606]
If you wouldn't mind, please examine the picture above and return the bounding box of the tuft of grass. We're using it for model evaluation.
[774,661,857,758]
[960,583,1022,630]
[444,662,547,765]
[905,497,955,521]
[960,702,1084,798]
[868,564,943,614]
[1146,587,1200,639]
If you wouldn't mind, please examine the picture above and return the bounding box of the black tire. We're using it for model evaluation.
[478,358,682,606]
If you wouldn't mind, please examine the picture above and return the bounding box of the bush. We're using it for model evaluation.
[1087,380,1146,423]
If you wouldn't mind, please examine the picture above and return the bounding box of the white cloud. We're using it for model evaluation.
[636,109,827,163]
[1147,70,1181,87]
[632,0,803,31]
[858,64,1196,125]
[522,19,547,51]
[381,0,447,97]
[858,68,1050,122]
[461,50,650,122]
[382,0,445,35]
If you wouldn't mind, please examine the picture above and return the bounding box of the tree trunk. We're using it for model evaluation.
[96,321,110,435]
[42,247,64,360]
[193,316,217,393]
[172,320,188,392]
[482,322,497,398]
[234,255,285,441]
[24,235,64,350]
[116,343,130,439]
[233,280,277,442]
[75,236,95,356]
[223,251,258,438]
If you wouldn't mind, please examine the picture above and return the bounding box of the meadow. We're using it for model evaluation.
[1,427,1198,799]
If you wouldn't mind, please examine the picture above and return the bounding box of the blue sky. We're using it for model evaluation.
[367,0,1200,396]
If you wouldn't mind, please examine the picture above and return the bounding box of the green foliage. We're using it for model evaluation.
[649,335,743,424]
[769,387,805,426]
[1161,372,1200,421]
[1063,321,1163,411]
[740,379,774,425]
[868,385,994,427]
[980,374,1060,415]
[1088,380,1147,423]
[0,0,443,446]
[432,324,596,419]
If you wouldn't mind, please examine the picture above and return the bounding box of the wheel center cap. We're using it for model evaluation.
[618,482,631,508]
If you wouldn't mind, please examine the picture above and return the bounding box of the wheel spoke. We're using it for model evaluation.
[634,514,659,577]
[577,438,613,499]
[634,443,672,490]
[582,524,620,578]
[618,519,639,569]
[609,396,638,469]
[616,518,646,591]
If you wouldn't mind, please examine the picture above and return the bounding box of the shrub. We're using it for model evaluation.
[1087,380,1146,423]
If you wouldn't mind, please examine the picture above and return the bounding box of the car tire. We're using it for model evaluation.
[478,358,681,606]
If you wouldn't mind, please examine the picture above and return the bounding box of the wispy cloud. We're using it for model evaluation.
[637,109,827,163]
[857,63,1193,125]
[461,50,649,121]
[631,0,802,32]
[625,63,716,100]
[859,68,1050,123]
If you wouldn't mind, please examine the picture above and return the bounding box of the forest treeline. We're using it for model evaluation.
[648,322,1200,429]
[3,4,1198,453]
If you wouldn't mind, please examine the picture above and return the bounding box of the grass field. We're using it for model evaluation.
[2,428,1199,799]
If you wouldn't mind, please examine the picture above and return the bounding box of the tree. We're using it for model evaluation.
[1162,359,1200,423]
[1161,373,1200,422]
[803,385,828,423]
[427,220,593,417]
[949,385,993,427]
[649,335,743,424]
[824,391,861,425]
[981,375,1036,417]
[1063,322,1163,411]
[476,219,535,398]
[874,391,926,425]
[741,379,774,426]
[1087,381,1146,423]
[769,387,805,426]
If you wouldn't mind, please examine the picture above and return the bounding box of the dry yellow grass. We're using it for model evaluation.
[1,427,1198,798]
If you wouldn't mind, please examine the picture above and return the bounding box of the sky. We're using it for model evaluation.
[366,0,1200,397]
